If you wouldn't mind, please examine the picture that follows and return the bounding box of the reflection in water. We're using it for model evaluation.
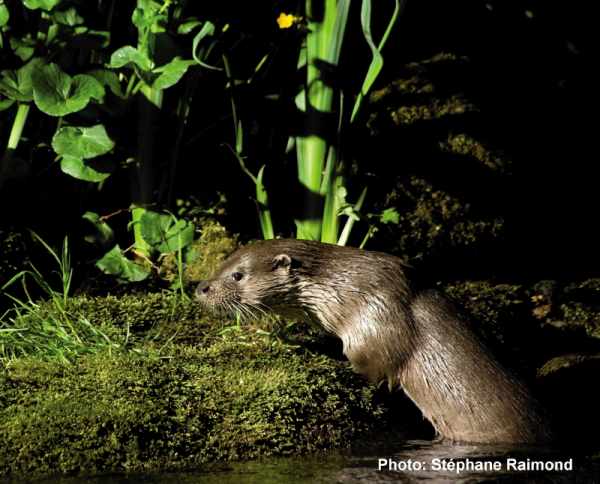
[13,440,599,484]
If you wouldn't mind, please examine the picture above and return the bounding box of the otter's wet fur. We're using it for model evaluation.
[195,239,553,444]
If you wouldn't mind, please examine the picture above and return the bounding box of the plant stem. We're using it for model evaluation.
[0,103,31,190]
[296,0,350,241]
[7,103,30,151]
[295,0,338,240]
[338,187,367,246]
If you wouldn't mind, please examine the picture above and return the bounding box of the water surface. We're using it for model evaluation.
[22,438,598,484]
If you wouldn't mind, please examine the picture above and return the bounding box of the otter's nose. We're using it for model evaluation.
[195,280,210,298]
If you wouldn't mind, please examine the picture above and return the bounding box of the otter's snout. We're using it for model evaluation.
[195,280,210,299]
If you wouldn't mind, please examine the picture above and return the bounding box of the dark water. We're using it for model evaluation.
[19,439,599,484]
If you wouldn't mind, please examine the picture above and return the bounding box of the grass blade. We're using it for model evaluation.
[350,0,404,123]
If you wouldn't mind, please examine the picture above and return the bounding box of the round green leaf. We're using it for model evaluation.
[0,4,9,27]
[140,211,195,253]
[60,155,110,182]
[52,124,114,159]
[0,58,45,102]
[32,63,104,116]
[108,46,152,71]
[96,245,150,282]
[23,0,61,11]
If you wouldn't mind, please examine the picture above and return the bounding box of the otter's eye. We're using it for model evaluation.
[232,272,244,282]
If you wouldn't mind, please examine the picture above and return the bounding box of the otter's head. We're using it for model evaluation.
[194,240,306,320]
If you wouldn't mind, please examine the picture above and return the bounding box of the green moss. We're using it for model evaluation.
[158,220,238,287]
[381,176,503,262]
[559,303,600,339]
[438,281,555,377]
[439,134,508,172]
[443,281,526,323]
[537,353,600,378]
[182,221,239,283]
[442,281,528,345]
[369,53,468,103]
[59,292,211,344]
[0,293,385,478]
[369,53,480,131]
[390,95,476,126]
[366,53,511,262]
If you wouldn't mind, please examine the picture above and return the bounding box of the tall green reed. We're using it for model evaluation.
[295,0,403,244]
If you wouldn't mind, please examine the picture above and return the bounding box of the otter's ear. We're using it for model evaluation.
[272,254,292,271]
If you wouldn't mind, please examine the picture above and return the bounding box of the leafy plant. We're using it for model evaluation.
[87,208,195,284]
[0,1,113,188]
[1,0,405,297]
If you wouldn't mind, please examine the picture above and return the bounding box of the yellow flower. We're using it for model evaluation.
[277,12,297,29]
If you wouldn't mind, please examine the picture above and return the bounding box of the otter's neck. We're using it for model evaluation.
[402,291,551,444]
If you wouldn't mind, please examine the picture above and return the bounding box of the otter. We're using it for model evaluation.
[195,239,553,444]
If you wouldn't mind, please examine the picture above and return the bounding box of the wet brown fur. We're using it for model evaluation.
[195,239,553,444]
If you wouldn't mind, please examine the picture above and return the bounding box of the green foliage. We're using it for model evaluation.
[191,21,219,70]
[59,156,110,182]
[0,3,8,27]
[380,207,400,224]
[22,0,61,11]
[0,0,406,290]
[31,63,104,116]
[152,58,195,90]
[52,124,115,182]
[108,45,153,71]
[90,209,197,283]
[234,153,273,240]
[95,245,151,283]
[1,291,202,362]
[0,58,44,102]
[52,125,115,160]
[82,212,115,248]
[0,1,222,279]
[351,0,403,122]
[140,211,195,254]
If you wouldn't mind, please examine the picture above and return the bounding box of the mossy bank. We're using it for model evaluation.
[0,293,386,479]
[3,279,600,478]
